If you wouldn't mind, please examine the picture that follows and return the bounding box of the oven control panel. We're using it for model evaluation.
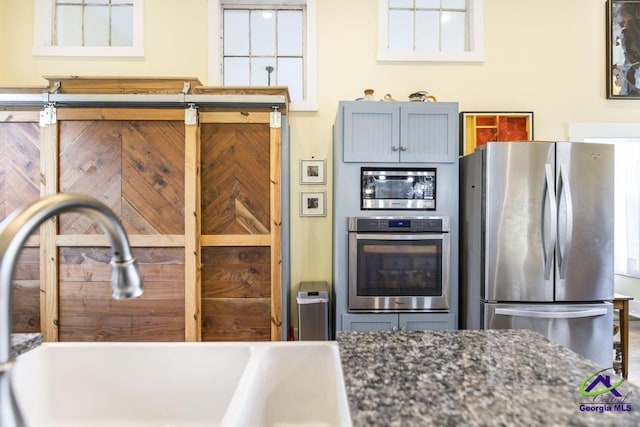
[348,216,450,233]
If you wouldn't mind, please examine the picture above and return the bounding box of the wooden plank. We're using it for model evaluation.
[0,86,48,93]
[200,234,270,247]
[58,315,185,342]
[199,111,271,124]
[60,262,185,283]
[55,234,185,247]
[0,111,40,122]
[40,120,58,342]
[58,247,185,342]
[270,124,283,341]
[59,247,184,283]
[194,86,290,113]
[59,295,183,317]
[44,76,202,94]
[201,298,271,341]
[60,280,184,300]
[56,108,184,121]
[201,246,271,299]
[12,247,40,333]
[11,280,40,333]
[184,120,201,341]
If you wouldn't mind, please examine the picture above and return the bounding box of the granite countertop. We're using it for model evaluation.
[11,333,42,359]
[337,329,640,427]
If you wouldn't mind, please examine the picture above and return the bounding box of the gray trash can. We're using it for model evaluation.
[297,281,329,340]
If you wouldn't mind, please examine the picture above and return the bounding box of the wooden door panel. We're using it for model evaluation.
[121,121,185,234]
[59,121,122,234]
[58,247,185,341]
[201,247,271,298]
[11,248,40,333]
[0,122,41,333]
[0,122,41,217]
[201,298,271,341]
[59,120,185,235]
[201,123,270,235]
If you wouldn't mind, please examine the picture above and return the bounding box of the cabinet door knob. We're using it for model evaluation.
[392,326,398,331]
[391,146,399,152]
[400,146,408,152]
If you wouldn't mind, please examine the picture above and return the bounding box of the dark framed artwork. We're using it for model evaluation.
[459,112,534,156]
[607,1,640,98]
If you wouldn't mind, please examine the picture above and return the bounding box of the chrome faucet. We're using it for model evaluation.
[0,193,143,427]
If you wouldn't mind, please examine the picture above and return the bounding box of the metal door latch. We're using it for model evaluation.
[39,104,57,126]
[270,107,281,129]
[185,104,198,125]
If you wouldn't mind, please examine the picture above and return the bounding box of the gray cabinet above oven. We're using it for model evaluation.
[340,101,458,163]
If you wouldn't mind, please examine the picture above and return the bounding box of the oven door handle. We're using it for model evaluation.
[354,233,448,241]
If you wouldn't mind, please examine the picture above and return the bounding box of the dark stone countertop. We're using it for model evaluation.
[11,333,42,359]
[337,329,640,426]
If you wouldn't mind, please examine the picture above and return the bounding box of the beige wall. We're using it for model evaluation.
[1,0,210,85]
[3,0,640,323]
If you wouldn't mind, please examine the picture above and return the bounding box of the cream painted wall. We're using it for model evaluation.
[1,0,209,85]
[2,0,640,328]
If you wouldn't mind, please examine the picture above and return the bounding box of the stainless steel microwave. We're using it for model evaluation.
[361,168,436,210]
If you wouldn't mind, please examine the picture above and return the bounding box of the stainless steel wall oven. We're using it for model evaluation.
[348,216,450,312]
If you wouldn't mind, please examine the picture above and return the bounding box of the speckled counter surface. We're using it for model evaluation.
[337,329,640,426]
[11,333,42,359]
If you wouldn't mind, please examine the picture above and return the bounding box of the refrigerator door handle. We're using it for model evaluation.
[543,163,557,280]
[495,307,607,319]
[557,163,573,279]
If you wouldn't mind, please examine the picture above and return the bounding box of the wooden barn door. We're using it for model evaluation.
[52,109,187,341]
[199,110,282,341]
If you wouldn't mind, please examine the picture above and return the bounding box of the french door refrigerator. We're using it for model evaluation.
[460,141,614,367]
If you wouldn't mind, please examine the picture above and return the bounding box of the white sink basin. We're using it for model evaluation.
[12,341,351,427]
[223,342,352,426]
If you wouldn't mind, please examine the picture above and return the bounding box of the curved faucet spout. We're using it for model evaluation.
[0,193,143,427]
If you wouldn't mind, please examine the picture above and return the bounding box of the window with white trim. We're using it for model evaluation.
[569,123,640,278]
[210,0,317,111]
[378,0,484,62]
[33,0,144,57]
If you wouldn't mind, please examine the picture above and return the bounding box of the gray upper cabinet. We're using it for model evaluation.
[341,101,458,163]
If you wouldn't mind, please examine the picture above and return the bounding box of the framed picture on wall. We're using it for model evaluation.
[300,191,326,217]
[607,1,640,98]
[300,159,326,184]
[459,112,534,156]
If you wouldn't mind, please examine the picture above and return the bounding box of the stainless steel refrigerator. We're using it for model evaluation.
[460,141,614,367]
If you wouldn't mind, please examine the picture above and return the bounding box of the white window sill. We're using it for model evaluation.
[377,50,484,63]
[32,45,145,58]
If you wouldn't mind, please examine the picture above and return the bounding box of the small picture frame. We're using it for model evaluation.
[300,159,326,184]
[300,191,326,217]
